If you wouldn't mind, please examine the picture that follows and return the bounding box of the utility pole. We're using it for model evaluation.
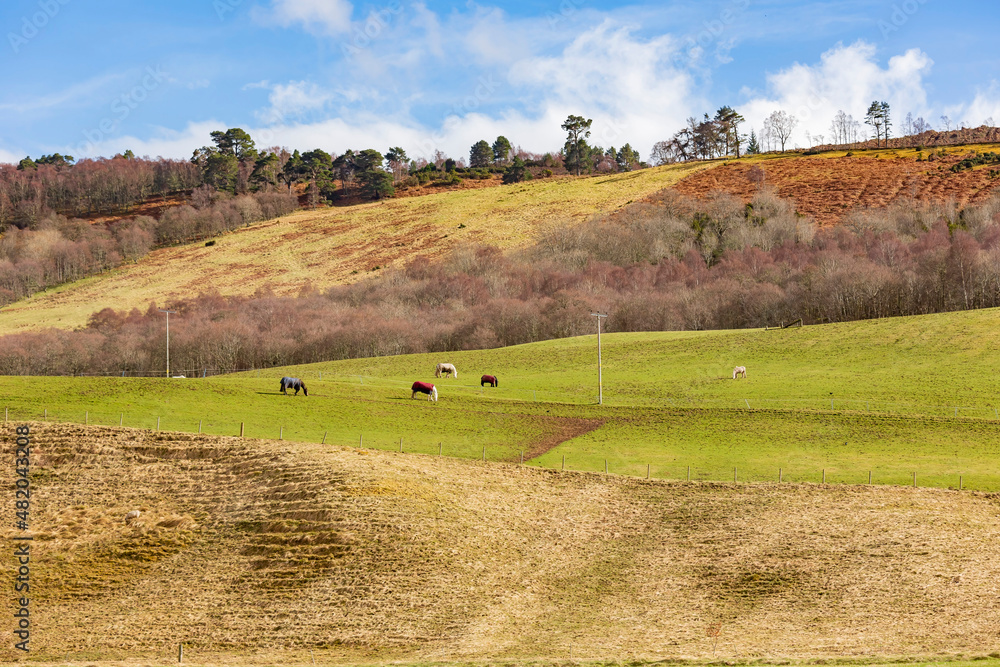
[159,309,176,377]
[591,312,607,404]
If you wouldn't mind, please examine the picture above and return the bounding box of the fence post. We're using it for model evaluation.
[198,419,202,433]
[4,407,6,422]
[240,422,244,437]
[959,475,963,490]
[687,466,691,482]
[913,472,916,488]
[734,466,737,483]
[533,390,537,402]
[120,412,123,427]
[360,435,363,448]
[156,417,160,431]
[520,450,523,465]
[604,459,608,474]
[279,426,283,440]
[822,469,826,484]
[322,431,327,444]
[203,368,207,378]
[483,447,486,462]
[647,463,650,479]
[399,438,402,453]
[178,643,183,664]
[779,467,782,483]
[562,454,565,471]
[745,399,750,409]
[85,411,88,425]
[43,409,46,421]
[868,470,872,485]
[440,442,443,456]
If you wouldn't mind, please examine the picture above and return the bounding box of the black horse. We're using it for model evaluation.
[280,377,308,396]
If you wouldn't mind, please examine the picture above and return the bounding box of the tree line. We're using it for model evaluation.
[3,189,999,376]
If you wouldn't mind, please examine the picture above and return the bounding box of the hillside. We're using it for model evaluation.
[3,420,1000,665]
[673,144,1000,225]
[5,309,1000,490]
[0,163,709,334]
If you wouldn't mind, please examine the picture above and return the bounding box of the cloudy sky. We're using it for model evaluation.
[0,0,997,164]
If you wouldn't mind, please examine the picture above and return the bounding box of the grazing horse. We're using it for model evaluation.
[480,374,498,387]
[732,366,747,379]
[435,362,458,378]
[411,381,438,402]
[280,376,308,395]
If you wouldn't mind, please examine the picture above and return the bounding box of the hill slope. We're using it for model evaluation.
[4,421,999,664]
[0,163,709,334]
[673,144,1000,225]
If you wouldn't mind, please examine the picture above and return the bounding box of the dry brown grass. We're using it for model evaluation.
[673,146,1000,225]
[4,422,1000,665]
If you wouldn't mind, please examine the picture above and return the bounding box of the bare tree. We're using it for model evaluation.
[940,115,952,131]
[763,110,797,152]
[912,117,932,134]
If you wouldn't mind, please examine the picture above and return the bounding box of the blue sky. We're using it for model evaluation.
[0,0,997,164]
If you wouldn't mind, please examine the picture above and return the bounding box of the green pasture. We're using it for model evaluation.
[5,308,1000,489]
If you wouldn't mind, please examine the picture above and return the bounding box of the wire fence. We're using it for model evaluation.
[5,406,998,492]
[16,367,1000,420]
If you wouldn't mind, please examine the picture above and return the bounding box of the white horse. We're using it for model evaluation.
[732,366,747,379]
[435,362,457,378]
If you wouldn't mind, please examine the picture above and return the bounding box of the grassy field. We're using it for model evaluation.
[5,307,1000,490]
[0,162,711,335]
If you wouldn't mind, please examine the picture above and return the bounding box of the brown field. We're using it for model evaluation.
[673,145,1000,225]
[5,421,1000,665]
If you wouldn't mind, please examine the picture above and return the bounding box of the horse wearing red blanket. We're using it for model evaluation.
[411,381,438,402]
[480,374,498,387]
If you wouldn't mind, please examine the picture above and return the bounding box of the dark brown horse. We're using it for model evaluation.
[480,374,498,387]
[280,377,308,395]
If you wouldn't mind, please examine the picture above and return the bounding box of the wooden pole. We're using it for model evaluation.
[279,426,283,440]
[85,411,88,425]
[520,450,523,464]
[483,446,486,462]
[360,435,363,447]
[562,454,565,471]
[399,438,402,452]
[4,407,7,422]
[605,459,608,474]
[120,412,123,426]
[687,465,691,481]
[156,416,160,431]
[240,422,244,437]
[647,463,650,479]
[734,466,737,483]
[959,475,963,490]
[440,442,443,456]
[868,470,872,485]
[913,472,916,487]
[779,467,782,483]
[822,469,826,484]
[198,419,202,433]
[178,643,183,664]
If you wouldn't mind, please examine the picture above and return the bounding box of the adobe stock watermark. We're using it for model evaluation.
[414,75,502,159]
[214,0,242,21]
[8,0,72,54]
[75,66,168,156]
[341,1,404,58]
[878,0,929,39]
[546,0,586,29]
[673,0,750,70]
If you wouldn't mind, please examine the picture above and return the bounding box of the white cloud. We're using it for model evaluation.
[65,120,225,160]
[739,41,934,147]
[0,147,25,164]
[263,0,354,35]
[954,81,1000,128]
[258,80,336,123]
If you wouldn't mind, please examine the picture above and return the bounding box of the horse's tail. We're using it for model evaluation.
[301,382,307,396]
[431,386,438,402]
[435,364,441,378]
